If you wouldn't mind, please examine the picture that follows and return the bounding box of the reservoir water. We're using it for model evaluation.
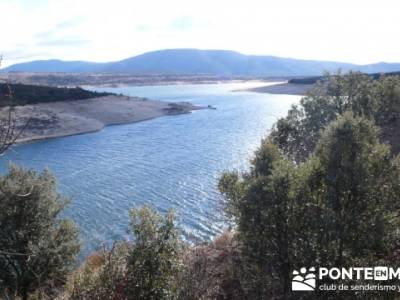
[0,82,300,257]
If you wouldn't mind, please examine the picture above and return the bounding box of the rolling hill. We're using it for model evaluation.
[3,49,400,76]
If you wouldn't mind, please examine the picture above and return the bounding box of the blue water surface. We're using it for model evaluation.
[1,82,300,257]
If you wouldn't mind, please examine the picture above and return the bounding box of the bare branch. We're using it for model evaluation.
[0,55,31,155]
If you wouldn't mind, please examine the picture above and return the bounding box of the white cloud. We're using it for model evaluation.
[1,0,400,66]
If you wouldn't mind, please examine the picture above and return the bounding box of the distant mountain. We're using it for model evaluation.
[3,49,400,76]
[2,59,109,73]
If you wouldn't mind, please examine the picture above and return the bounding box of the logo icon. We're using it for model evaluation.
[374,267,388,280]
[292,267,316,291]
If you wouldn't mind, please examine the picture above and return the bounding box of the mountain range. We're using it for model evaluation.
[3,49,400,77]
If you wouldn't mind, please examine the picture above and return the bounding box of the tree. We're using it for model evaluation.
[313,113,399,266]
[270,72,400,161]
[219,114,400,298]
[219,140,302,298]
[0,56,29,154]
[68,242,128,300]
[126,206,183,300]
[373,75,400,154]
[0,165,80,300]
[66,206,183,300]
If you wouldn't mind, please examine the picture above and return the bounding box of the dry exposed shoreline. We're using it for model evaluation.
[3,80,309,144]
[8,95,203,143]
[244,82,313,95]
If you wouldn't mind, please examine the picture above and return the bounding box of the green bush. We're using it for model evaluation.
[68,243,128,300]
[271,72,400,161]
[0,165,80,300]
[126,207,183,300]
[67,206,183,300]
[219,114,400,298]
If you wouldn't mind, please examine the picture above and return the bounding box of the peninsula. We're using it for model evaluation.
[0,84,202,143]
[9,95,201,143]
[244,82,313,95]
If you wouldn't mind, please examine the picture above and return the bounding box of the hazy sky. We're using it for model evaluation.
[1,0,400,66]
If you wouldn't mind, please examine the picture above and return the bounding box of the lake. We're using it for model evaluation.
[1,82,300,257]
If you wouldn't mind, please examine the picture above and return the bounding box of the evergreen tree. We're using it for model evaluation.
[0,165,80,300]
[314,113,399,266]
[126,207,182,300]
[219,114,400,298]
[270,72,400,161]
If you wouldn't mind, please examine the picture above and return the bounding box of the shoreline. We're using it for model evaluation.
[7,95,204,144]
[242,82,314,95]
[1,72,283,88]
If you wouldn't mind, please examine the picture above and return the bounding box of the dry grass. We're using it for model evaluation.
[179,230,246,300]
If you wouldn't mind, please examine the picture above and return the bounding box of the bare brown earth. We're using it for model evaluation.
[5,95,203,143]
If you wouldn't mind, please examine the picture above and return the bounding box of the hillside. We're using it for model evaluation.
[3,49,400,76]
[0,83,111,106]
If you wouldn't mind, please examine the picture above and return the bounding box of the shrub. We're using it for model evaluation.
[126,207,183,300]
[271,72,400,161]
[67,207,183,300]
[68,243,128,300]
[219,114,400,298]
[178,231,245,300]
[0,165,80,300]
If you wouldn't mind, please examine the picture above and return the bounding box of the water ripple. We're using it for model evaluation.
[0,83,300,258]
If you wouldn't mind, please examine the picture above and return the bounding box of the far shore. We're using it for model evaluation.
[7,95,203,143]
[0,72,283,88]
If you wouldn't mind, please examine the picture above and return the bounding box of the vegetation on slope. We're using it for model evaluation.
[0,83,111,106]
[67,207,183,300]
[0,165,80,300]
[274,72,400,161]
[216,72,400,298]
[220,114,400,298]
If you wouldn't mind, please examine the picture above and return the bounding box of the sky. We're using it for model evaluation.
[1,0,400,67]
